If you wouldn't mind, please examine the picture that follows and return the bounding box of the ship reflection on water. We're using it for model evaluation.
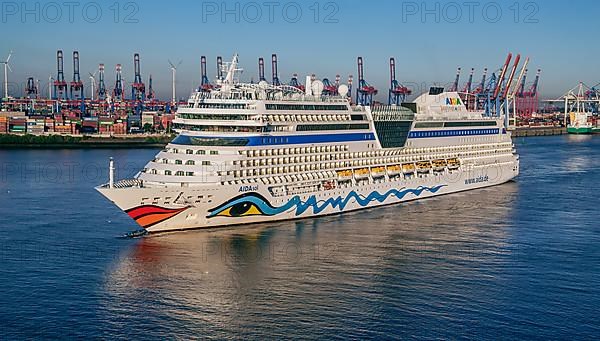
[102,183,518,337]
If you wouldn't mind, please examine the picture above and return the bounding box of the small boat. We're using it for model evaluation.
[402,163,416,174]
[387,165,401,176]
[416,161,432,173]
[337,170,353,181]
[447,158,460,170]
[371,166,386,178]
[354,168,370,179]
[432,159,447,171]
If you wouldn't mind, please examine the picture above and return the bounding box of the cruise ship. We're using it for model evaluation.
[97,55,519,233]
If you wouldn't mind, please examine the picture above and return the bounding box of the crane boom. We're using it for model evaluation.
[493,53,512,99]
[503,54,521,99]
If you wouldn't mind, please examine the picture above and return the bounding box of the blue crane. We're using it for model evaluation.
[388,57,411,105]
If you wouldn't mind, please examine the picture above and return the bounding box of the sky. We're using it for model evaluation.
[2,0,599,101]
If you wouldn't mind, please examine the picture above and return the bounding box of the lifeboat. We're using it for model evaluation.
[432,159,447,172]
[447,158,460,170]
[416,161,432,173]
[337,170,353,181]
[402,163,416,174]
[371,166,386,178]
[387,165,401,176]
[354,168,370,179]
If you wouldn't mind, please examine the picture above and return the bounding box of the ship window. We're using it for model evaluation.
[202,161,211,166]
[175,160,183,165]
[175,171,185,176]
[210,150,218,155]
[186,149,193,154]
[197,150,206,155]
[444,121,497,128]
[165,170,172,175]
[186,172,194,176]
[186,160,195,165]
[171,135,250,147]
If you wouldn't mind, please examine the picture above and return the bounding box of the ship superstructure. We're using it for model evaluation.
[97,55,519,233]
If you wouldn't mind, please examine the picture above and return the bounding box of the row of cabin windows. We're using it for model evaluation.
[409,129,499,138]
[186,149,218,155]
[169,149,219,155]
[239,142,512,165]
[173,123,262,133]
[160,159,211,166]
[179,113,354,123]
[179,113,250,120]
[230,147,511,177]
[149,170,195,176]
[243,144,349,157]
[265,104,348,111]
[192,103,249,109]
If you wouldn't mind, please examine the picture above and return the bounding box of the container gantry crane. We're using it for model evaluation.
[271,54,280,86]
[389,57,411,105]
[450,67,461,92]
[216,56,224,81]
[70,51,84,100]
[518,69,528,97]
[347,75,353,102]
[322,77,338,96]
[26,77,38,98]
[53,50,68,100]
[147,74,155,100]
[462,68,474,94]
[200,56,213,92]
[97,64,107,101]
[515,68,541,118]
[289,73,304,91]
[258,57,266,82]
[356,57,377,105]
[131,53,146,101]
[113,64,124,101]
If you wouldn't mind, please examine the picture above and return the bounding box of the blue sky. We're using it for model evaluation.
[2,0,599,100]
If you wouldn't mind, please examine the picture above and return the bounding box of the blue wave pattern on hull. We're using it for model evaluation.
[208,185,447,218]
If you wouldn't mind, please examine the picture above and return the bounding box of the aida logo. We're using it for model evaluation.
[445,98,462,106]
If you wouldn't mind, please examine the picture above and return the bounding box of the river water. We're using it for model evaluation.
[0,135,598,339]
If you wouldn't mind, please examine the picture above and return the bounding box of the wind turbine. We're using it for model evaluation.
[89,71,97,101]
[1,51,13,99]
[168,60,182,105]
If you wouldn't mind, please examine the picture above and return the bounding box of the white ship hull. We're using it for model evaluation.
[96,55,521,234]
[97,160,518,233]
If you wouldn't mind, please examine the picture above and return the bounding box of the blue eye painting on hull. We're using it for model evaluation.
[207,185,447,218]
